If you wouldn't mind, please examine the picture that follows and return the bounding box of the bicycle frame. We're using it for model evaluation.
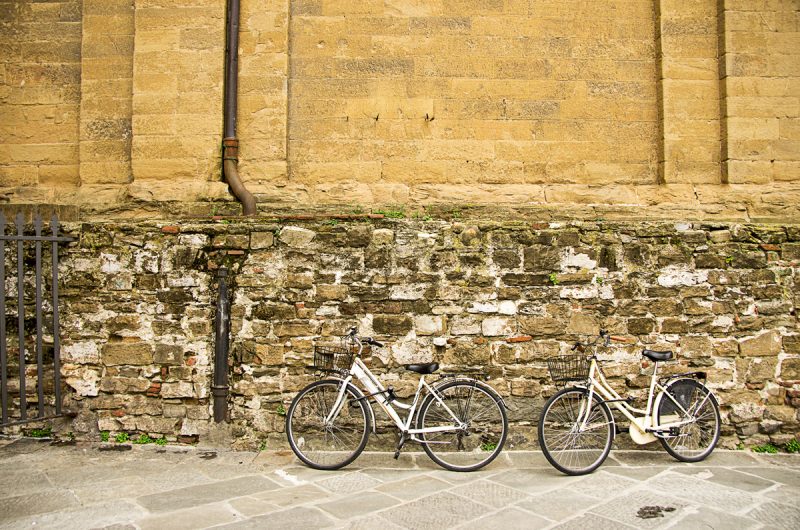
[581,357,713,444]
[325,357,467,442]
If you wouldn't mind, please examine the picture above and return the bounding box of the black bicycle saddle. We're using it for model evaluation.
[404,363,440,374]
[642,349,673,362]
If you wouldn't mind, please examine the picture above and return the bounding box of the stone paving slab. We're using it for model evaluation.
[1,440,800,529]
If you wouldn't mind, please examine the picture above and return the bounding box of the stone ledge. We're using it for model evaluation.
[4,182,799,223]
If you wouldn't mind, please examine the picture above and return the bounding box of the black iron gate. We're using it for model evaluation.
[0,212,73,428]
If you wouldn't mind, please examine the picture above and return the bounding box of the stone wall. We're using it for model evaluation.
[1,1,798,217]
[288,0,659,186]
[48,217,799,449]
[0,0,82,194]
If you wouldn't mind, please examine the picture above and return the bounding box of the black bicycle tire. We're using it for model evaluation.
[538,387,614,476]
[657,378,721,462]
[416,379,508,472]
[285,379,371,470]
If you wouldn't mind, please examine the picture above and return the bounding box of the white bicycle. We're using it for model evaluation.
[286,328,508,472]
[538,331,721,475]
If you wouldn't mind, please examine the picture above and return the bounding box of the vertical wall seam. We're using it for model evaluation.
[654,0,666,185]
[285,0,293,180]
[717,0,729,184]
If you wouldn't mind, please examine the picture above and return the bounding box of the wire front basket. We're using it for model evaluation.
[311,346,355,373]
[547,355,590,385]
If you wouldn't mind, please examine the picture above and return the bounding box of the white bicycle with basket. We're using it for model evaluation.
[538,331,721,475]
[285,327,509,472]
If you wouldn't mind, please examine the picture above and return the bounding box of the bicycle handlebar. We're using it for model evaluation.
[364,337,384,348]
[347,329,384,348]
[572,330,634,352]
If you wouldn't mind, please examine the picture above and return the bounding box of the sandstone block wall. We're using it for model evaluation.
[0,0,82,194]
[1,1,798,216]
[289,0,659,187]
[722,0,800,184]
[32,218,797,449]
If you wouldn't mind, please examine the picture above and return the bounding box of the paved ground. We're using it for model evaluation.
[1,438,799,529]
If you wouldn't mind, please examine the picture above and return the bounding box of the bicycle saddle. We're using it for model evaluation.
[642,349,673,362]
[404,363,439,374]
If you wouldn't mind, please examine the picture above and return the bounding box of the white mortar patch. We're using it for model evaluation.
[657,267,708,287]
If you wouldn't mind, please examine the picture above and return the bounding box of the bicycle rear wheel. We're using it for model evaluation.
[538,387,614,475]
[657,379,720,462]
[417,380,508,472]
[286,379,370,470]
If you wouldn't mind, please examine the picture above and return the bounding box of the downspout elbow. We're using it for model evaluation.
[222,138,256,216]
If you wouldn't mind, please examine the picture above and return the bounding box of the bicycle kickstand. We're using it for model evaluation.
[394,432,407,460]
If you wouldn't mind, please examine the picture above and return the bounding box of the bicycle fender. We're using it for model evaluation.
[653,377,717,420]
[434,377,509,410]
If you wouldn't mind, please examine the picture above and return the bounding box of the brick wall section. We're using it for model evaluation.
[0,0,82,195]
[722,0,800,184]
[55,218,800,449]
[130,0,224,186]
[289,0,659,190]
[658,0,722,184]
[79,0,134,186]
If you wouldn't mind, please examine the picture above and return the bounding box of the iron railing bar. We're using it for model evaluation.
[35,215,44,417]
[0,414,63,428]
[0,212,7,424]
[50,215,62,415]
[0,236,74,243]
[15,213,26,421]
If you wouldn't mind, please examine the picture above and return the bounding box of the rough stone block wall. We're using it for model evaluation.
[0,0,82,196]
[722,0,800,185]
[52,218,799,450]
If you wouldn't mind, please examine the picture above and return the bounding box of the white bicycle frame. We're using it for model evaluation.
[324,357,467,443]
[580,356,714,444]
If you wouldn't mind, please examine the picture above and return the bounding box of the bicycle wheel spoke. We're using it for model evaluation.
[287,381,370,470]
[418,382,507,472]
[658,380,720,462]
[539,388,613,475]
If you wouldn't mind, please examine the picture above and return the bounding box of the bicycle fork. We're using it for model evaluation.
[323,378,351,428]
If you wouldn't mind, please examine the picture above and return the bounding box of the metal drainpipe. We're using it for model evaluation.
[223,0,257,216]
[212,267,230,423]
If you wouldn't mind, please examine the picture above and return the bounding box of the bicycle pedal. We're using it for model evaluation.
[393,449,401,460]
[616,426,629,434]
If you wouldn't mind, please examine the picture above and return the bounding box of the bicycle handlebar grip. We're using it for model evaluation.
[364,337,384,348]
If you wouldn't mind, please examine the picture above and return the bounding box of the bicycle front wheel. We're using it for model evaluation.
[286,379,370,470]
[417,380,508,472]
[538,387,614,475]
[657,379,720,462]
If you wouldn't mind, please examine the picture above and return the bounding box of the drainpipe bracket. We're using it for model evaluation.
[222,137,239,161]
